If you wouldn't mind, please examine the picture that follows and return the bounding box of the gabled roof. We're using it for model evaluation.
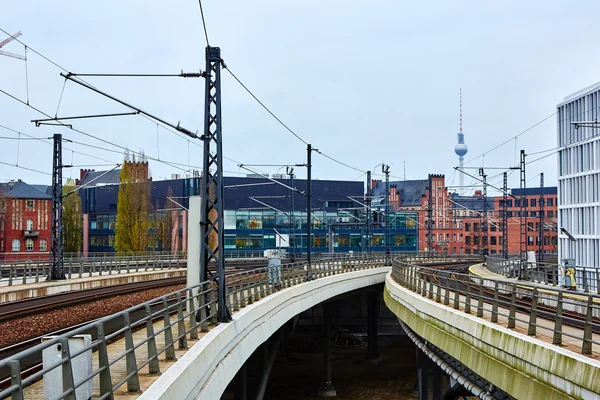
[451,195,495,212]
[372,179,428,207]
[78,169,122,188]
[30,184,53,196]
[0,180,52,199]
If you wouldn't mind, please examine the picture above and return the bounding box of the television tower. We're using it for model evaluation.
[454,88,468,189]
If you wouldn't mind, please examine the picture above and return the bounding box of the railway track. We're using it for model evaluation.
[0,276,187,322]
[422,264,600,334]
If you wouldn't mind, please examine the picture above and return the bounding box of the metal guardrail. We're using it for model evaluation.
[486,256,600,294]
[0,253,187,287]
[0,252,473,399]
[391,259,600,356]
[0,250,275,287]
[0,249,475,287]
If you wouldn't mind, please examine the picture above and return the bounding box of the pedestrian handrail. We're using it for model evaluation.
[391,259,600,356]
[486,255,600,294]
[0,252,473,399]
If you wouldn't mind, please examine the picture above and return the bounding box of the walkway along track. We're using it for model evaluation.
[421,264,600,336]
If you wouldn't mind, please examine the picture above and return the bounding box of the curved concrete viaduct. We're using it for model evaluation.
[140,266,391,400]
[384,267,600,399]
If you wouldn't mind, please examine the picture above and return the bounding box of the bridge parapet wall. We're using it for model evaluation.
[386,262,600,399]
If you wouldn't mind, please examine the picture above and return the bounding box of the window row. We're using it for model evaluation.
[224,210,418,231]
[10,238,48,252]
[224,233,418,249]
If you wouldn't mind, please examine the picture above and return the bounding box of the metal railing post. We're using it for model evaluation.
[123,312,141,393]
[144,304,161,374]
[476,278,484,318]
[528,288,538,336]
[7,360,24,400]
[188,288,199,340]
[507,284,517,329]
[464,282,471,314]
[96,323,114,397]
[176,292,188,349]
[199,283,209,331]
[553,291,563,346]
[58,337,76,400]
[491,281,499,323]
[162,298,176,360]
[582,296,594,355]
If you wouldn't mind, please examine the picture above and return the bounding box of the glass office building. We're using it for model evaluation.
[81,175,419,253]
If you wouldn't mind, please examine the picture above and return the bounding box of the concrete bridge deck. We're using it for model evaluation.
[385,261,600,399]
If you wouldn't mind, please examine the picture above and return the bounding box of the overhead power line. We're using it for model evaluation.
[0,88,197,174]
[464,111,557,165]
[223,66,367,174]
[198,0,210,46]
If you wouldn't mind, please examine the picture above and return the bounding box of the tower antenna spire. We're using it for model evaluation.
[460,87,463,133]
[454,88,468,191]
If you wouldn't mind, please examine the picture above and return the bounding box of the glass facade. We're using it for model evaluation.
[222,210,418,252]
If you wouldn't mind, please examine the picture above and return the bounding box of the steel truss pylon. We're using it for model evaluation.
[199,46,230,322]
[50,133,65,281]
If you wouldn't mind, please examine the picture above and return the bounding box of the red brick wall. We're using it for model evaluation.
[0,198,52,262]
[387,174,558,256]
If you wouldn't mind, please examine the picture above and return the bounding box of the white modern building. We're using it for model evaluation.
[557,83,600,268]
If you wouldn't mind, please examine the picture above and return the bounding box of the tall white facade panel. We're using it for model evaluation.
[557,84,600,268]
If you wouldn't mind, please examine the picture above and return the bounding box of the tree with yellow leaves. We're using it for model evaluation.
[115,161,151,253]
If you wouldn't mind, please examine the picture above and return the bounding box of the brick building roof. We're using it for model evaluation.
[0,180,52,199]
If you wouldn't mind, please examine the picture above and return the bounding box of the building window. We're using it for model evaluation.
[528,236,534,245]
[26,239,34,252]
[547,198,553,207]
[39,239,48,251]
[26,200,34,210]
[0,218,3,231]
[453,234,457,242]
[459,234,463,242]
[530,199,536,207]
[12,239,20,252]
[490,236,497,245]
[26,219,34,231]
[0,240,3,251]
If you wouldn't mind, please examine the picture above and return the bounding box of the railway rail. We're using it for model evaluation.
[396,260,600,355]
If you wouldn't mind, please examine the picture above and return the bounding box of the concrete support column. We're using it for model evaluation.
[366,290,380,364]
[417,348,430,400]
[318,302,336,397]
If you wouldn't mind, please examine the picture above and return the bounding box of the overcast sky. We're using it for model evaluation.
[2,1,600,194]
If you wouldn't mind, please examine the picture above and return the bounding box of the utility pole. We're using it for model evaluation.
[199,46,230,321]
[365,170,372,253]
[519,150,527,279]
[427,174,433,257]
[286,166,296,261]
[49,133,65,281]
[538,173,544,263]
[502,172,508,259]
[382,164,391,256]
[478,168,488,256]
[307,144,313,280]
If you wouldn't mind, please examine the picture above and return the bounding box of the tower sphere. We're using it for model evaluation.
[455,143,468,156]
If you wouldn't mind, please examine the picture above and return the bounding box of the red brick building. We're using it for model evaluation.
[376,175,558,256]
[0,180,52,261]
